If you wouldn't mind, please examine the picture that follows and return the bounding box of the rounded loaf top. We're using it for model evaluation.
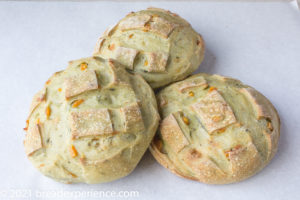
[150,73,280,184]
[24,57,160,184]
[93,7,205,88]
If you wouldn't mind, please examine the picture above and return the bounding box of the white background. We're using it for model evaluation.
[0,1,300,200]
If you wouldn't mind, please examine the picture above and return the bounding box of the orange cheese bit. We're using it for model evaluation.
[80,62,88,71]
[36,118,40,124]
[45,80,51,85]
[72,99,84,108]
[144,60,148,66]
[108,43,115,51]
[225,152,230,159]
[225,144,242,159]
[23,120,29,131]
[129,34,134,39]
[188,91,194,97]
[38,164,45,168]
[58,88,62,92]
[208,86,217,92]
[212,115,224,122]
[217,127,226,133]
[182,116,190,125]
[45,106,51,119]
[70,145,78,158]
[69,171,77,178]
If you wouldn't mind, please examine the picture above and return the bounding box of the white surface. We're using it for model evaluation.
[0,1,300,200]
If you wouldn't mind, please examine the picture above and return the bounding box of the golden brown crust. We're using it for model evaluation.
[143,52,168,72]
[113,47,139,70]
[190,90,236,133]
[146,16,179,38]
[24,124,43,156]
[118,14,151,31]
[227,142,262,182]
[160,114,189,153]
[65,69,98,99]
[70,109,113,139]
[150,140,215,183]
[186,159,227,184]
[120,102,145,133]
[149,140,186,179]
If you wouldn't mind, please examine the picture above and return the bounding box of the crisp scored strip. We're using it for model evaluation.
[113,47,139,70]
[177,76,207,92]
[70,108,113,138]
[160,113,189,153]
[103,23,117,37]
[120,102,145,133]
[118,14,151,31]
[147,16,178,38]
[29,88,46,115]
[183,150,226,180]
[191,90,236,133]
[118,14,177,38]
[227,143,262,176]
[239,87,271,119]
[24,125,43,156]
[144,52,169,72]
[108,60,130,86]
[263,130,276,160]
[93,37,105,54]
[65,70,98,99]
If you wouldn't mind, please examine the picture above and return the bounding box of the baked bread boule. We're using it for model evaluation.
[24,57,160,184]
[93,7,205,88]
[150,73,280,184]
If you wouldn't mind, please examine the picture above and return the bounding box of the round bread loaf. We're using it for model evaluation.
[150,73,280,184]
[23,57,160,184]
[93,7,205,88]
